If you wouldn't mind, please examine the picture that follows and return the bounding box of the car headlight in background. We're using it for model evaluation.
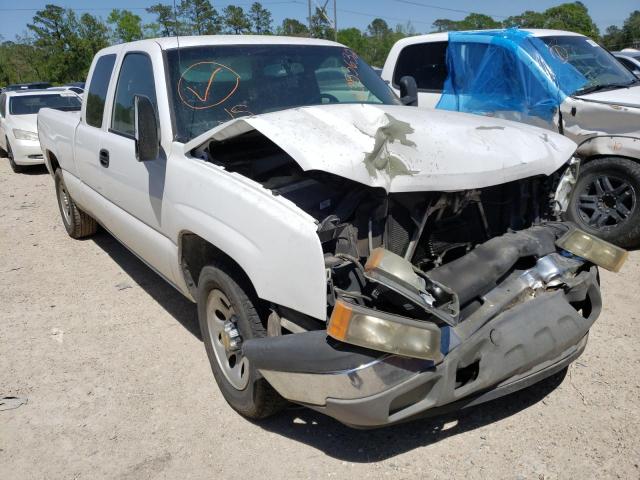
[557,228,628,272]
[13,129,39,141]
[327,299,443,361]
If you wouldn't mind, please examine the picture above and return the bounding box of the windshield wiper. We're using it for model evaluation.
[575,81,638,95]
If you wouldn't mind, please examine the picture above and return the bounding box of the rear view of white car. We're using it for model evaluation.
[0,90,81,172]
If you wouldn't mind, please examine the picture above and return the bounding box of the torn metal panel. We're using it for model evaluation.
[186,103,577,193]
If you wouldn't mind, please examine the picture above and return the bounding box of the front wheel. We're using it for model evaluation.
[567,157,640,249]
[54,169,97,238]
[197,263,286,419]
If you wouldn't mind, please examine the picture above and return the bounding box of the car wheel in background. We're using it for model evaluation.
[54,168,97,238]
[6,138,25,173]
[197,263,286,419]
[567,157,640,249]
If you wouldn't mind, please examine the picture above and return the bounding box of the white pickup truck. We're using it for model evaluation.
[38,36,625,428]
[382,29,640,248]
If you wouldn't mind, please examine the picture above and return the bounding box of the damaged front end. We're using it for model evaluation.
[191,104,626,427]
[243,181,624,426]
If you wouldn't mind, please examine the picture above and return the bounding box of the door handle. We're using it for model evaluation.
[99,149,109,168]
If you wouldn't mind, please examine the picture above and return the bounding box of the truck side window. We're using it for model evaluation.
[0,94,5,117]
[393,42,448,91]
[86,54,116,128]
[111,53,157,137]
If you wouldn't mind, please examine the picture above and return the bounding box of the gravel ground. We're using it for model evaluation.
[1,157,639,480]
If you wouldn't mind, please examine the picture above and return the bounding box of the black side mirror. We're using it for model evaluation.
[399,76,418,107]
[134,95,159,162]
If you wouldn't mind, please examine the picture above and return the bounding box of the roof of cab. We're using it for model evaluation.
[392,28,586,49]
[96,35,343,56]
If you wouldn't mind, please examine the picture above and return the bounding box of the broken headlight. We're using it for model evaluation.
[327,299,443,361]
[556,228,628,272]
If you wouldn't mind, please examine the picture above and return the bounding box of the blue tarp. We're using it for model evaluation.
[436,29,588,122]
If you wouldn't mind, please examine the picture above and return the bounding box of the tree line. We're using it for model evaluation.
[0,1,638,86]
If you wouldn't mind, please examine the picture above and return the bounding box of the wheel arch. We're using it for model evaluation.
[178,231,258,302]
[45,150,60,176]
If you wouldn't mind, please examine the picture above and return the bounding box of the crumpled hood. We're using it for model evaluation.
[187,104,576,192]
[576,85,640,109]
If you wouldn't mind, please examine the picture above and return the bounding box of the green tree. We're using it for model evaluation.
[223,6,250,34]
[180,0,222,35]
[310,7,334,39]
[621,10,640,48]
[249,2,272,34]
[146,3,179,37]
[337,28,366,55]
[277,18,309,37]
[432,19,458,32]
[107,9,143,43]
[504,10,546,29]
[458,13,501,30]
[0,38,47,85]
[27,4,106,83]
[75,13,109,75]
[602,25,626,50]
[542,2,599,38]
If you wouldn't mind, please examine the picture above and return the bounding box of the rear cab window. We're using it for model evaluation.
[85,54,117,128]
[0,94,6,117]
[393,41,449,91]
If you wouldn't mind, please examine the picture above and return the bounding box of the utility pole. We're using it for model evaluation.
[334,0,337,41]
[308,0,312,36]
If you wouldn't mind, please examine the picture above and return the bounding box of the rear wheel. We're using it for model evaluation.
[6,138,25,173]
[54,169,97,238]
[567,157,640,249]
[197,263,286,419]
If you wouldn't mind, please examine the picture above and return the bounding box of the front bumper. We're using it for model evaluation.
[10,138,44,165]
[244,264,601,428]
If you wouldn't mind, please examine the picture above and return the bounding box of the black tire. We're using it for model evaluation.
[567,157,640,249]
[6,138,25,173]
[197,263,286,419]
[54,169,97,238]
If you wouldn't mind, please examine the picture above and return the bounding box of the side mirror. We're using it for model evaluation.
[134,95,159,162]
[399,76,418,107]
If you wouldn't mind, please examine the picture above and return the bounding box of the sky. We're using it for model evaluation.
[0,0,637,40]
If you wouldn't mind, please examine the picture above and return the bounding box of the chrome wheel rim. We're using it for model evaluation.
[57,180,72,225]
[577,174,635,230]
[206,289,249,390]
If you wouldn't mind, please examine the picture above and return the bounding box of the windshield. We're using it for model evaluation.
[165,44,399,141]
[539,36,637,94]
[9,94,81,115]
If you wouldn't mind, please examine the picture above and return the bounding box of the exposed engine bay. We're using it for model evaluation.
[202,129,585,329]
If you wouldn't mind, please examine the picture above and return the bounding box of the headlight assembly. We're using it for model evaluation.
[13,129,39,142]
[327,299,443,361]
[556,228,628,272]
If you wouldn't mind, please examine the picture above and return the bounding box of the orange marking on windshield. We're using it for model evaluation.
[186,66,222,102]
[177,61,241,110]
